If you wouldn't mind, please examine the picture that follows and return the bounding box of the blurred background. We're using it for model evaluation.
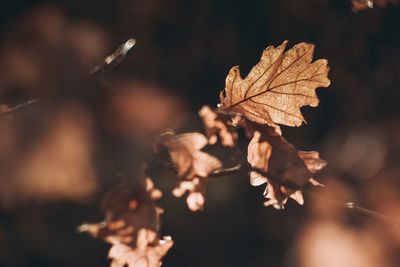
[0,0,400,266]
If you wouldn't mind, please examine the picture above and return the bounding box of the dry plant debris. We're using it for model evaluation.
[79,178,172,267]
[157,131,222,211]
[158,41,330,211]
[219,41,330,133]
[1,40,330,266]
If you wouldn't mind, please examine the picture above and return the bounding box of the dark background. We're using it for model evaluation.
[0,0,399,267]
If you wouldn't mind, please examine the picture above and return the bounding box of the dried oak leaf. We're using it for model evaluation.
[108,229,173,267]
[158,131,222,211]
[247,123,326,209]
[79,179,172,267]
[219,41,330,132]
[198,105,237,147]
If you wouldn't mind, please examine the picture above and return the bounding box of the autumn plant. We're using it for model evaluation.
[78,40,331,267]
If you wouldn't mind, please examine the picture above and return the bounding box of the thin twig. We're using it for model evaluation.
[0,38,136,118]
[89,38,136,75]
[209,164,243,177]
[0,98,39,118]
[306,188,400,227]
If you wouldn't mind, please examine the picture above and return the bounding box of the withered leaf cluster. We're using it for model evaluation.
[218,41,329,208]
[198,105,237,147]
[79,178,172,267]
[156,41,330,210]
[71,40,330,266]
[246,123,325,208]
[157,131,222,211]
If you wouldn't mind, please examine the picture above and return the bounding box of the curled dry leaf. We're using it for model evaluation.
[145,177,163,201]
[172,178,207,212]
[219,41,330,132]
[79,181,159,245]
[198,105,237,147]
[108,229,173,267]
[158,131,223,179]
[158,131,222,211]
[247,130,272,187]
[145,177,164,215]
[79,178,172,267]
[246,123,326,209]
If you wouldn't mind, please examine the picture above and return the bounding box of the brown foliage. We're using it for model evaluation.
[211,41,329,209]
[198,105,237,147]
[150,41,330,211]
[246,122,326,208]
[79,178,172,267]
[108,229,173,267]
[219,40,330,132]
[1,37,331,265]
[157,131,222,211]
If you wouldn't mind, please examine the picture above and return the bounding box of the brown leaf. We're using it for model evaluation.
[172,178,207,211]
[158,131,222,211]
[108,229,173,267]
[247,130,271,187]
[79,180,159,245]
[158,131,223,179]
[198,105,237,147]
[246,123,326,209]
[219,41,330,130]
[145,177,163,201]
[298,151,327,174]
[79,178,172,267]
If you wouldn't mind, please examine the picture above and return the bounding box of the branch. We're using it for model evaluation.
[0,38,136,118]
[209,164,243,177]
[0,98,39,118]
[150,152,304,192]
[88,38,136,75]
[209,161,303,191]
